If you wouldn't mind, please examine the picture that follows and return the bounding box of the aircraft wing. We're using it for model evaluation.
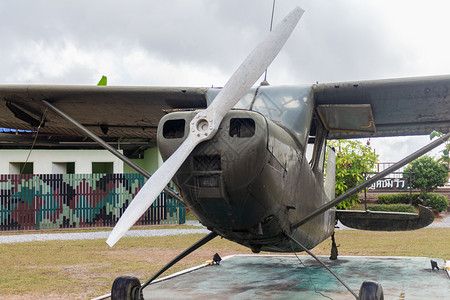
[1,74,450,142]
[0,85,208,139]
[313,75,450,139]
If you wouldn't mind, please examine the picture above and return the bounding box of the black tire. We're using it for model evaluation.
[111,276,142,300]
[359,280,384,300]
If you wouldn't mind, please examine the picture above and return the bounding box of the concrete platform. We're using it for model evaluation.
[144,255,450,299]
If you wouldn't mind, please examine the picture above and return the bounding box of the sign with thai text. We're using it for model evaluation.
[367,178,409,190]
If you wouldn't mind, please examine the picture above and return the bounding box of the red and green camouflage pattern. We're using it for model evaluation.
[0,173,185,231]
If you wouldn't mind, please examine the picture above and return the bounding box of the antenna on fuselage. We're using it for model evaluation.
[261,0,276,86]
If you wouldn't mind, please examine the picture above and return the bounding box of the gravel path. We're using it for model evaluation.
[0,225,210,244]
[0,215,448,244]
[429,213,450,228]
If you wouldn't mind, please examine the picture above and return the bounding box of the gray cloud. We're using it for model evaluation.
[0,0,448,160]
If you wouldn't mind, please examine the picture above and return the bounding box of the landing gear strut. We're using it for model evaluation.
[330,233,338,260]
[287,232,384,300]
[111,232,218,300]
[286,232,358,299]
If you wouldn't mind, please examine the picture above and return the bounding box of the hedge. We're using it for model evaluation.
[423,194,449,213]
[367,204,417,213]
[377,193,448,213]
[377,193,420,205]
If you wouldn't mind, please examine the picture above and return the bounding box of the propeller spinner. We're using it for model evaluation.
[106,7,304,247]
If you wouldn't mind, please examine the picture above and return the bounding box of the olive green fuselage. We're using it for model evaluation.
[158,109,334,253]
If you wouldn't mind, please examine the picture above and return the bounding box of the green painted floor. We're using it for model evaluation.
[144,255,450,299]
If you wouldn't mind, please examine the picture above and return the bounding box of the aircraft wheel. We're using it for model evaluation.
[358,280,384,300]
[111,276,142,300]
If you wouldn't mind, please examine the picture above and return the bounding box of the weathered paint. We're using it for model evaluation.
[158,106,334,253]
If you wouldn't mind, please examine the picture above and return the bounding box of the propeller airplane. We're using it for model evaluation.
[0,6,449,300]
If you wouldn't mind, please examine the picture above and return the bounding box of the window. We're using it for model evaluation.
[9,162,33,174]
[52,162,75,174]
[92,162,113,174]
[309,118,327,174]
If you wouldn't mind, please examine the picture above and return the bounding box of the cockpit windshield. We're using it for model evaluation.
[206,85,314,149]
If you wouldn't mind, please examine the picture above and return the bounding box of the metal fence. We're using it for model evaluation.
[0,173,185,231]
[374,162,450,183]
[373,163,405,178]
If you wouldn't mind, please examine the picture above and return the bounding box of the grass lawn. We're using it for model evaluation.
[0,227,449,299]
[185,209,198,221]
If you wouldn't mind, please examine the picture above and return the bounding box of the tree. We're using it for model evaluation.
[328,139,379,209]
[430,130,450,172]
[403,155,448,195]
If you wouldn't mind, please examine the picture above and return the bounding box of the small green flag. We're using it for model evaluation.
[97,75,107,86]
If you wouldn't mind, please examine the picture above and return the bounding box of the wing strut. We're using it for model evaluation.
[110,231,218,299]
[41,99,184,204]
[290,131,450,231]
[139,232,218,293]
[286,233,358,299]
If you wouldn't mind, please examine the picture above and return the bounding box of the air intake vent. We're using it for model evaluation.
[194,155,221,171]
[163,119,185,139]
[195,175,220,188]
[229,118,255,137]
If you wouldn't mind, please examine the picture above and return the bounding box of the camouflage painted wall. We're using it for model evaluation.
[0,174,185,231]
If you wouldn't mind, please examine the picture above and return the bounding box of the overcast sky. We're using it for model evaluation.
[0,0,448,162]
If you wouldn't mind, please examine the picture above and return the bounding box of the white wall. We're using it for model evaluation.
[0,149,123,174]
[52,162,67,174]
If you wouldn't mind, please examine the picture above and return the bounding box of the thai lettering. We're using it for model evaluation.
[368,178,408,190]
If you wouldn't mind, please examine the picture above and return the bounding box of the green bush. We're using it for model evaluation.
[403,155,448,194]
[368,204,417,213]
[422,194,449,213]
[377,193,420,205]
[377,193,449,212]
